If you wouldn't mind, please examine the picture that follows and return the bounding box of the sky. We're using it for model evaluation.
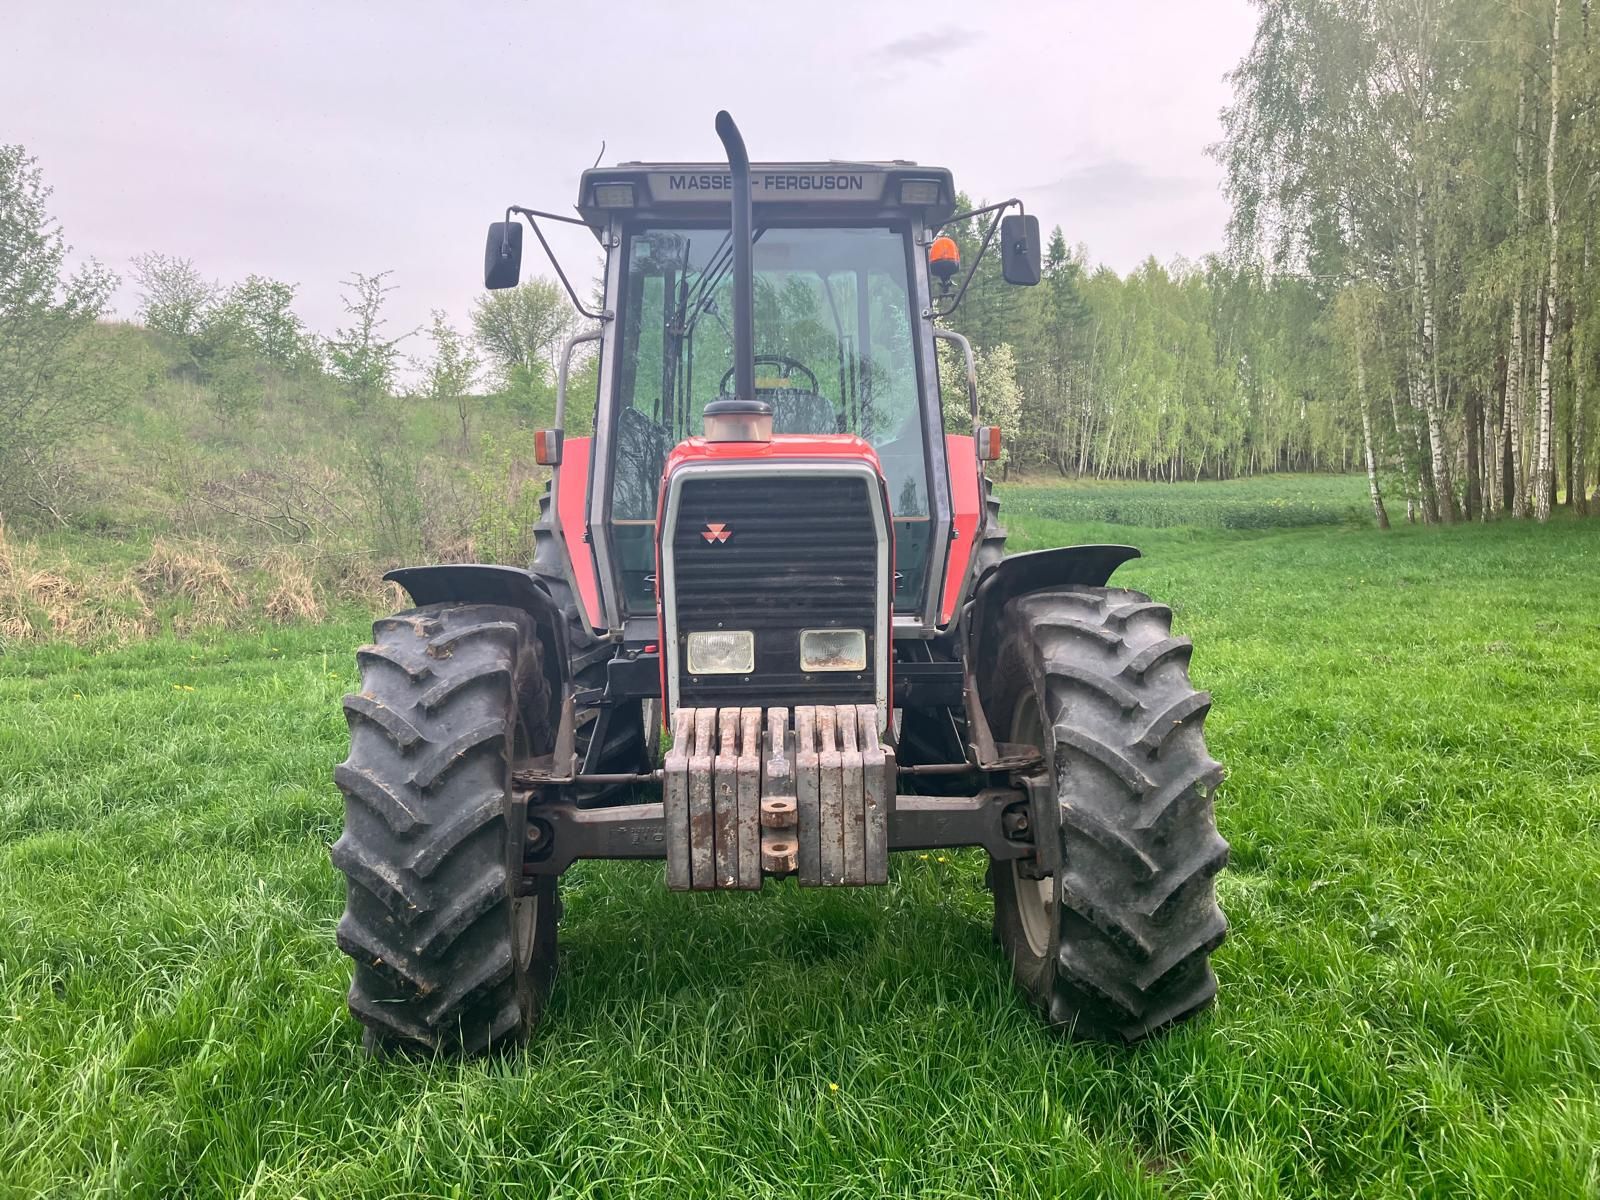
[6,0,1259,345]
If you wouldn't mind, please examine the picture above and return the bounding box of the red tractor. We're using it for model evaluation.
[332,113,1227,1055]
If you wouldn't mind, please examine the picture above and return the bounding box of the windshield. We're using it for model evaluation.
[609,223,934,614]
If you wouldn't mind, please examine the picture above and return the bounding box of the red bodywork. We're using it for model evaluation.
[657,431,887,474]
[555,432,988,633]
[556,437,605,628]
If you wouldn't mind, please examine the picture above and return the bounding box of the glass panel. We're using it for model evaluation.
[612,224,933,614]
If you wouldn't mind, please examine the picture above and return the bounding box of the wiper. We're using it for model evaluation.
[819,274,852,430]
[684,230,732,314]
[684,227,766,337]
[704,298,734,344]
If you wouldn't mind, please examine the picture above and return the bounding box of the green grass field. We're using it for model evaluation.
[998,472,1375,531]
[3,479,1599,1198]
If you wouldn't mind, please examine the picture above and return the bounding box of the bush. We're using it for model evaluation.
[204,355,266,422]
[354,444,425,564]
[467,433,543,565]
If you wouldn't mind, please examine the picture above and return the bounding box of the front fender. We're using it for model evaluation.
[384,564,571,687]
[960,544,1139,659]
[964,544,1141,667]
[958,544,1140,765]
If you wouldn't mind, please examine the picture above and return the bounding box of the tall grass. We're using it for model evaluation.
[0,325,560,649]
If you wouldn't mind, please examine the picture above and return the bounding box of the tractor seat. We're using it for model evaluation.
[766,388,842,435]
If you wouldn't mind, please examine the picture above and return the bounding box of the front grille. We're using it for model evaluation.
[667,470,881,709]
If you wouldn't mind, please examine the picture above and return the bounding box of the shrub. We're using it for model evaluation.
[467,433,543,566]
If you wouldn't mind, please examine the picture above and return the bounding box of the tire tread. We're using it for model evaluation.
[332,602,557,1057]
[987,585,1227,1043]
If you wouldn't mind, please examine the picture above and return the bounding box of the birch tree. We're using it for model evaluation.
[1536,0,1564,520]
[1336,288,1390,528]
[1509,75,1532,517]
[1576,0,1597,513]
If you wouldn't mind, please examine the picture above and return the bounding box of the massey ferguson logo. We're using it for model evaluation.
[701,522,732,544]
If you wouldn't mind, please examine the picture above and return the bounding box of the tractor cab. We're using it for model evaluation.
[600,210,938,620]
[483,152,1040,643]
[577,161,963,633]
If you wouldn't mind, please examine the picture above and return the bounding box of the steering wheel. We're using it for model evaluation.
[718,355,818,395]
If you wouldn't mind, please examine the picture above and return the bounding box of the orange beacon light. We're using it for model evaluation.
[929,235,961,291]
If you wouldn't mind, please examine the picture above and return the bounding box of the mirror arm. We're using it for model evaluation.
[937,197,1026,232]
[929,198,1025,319]
[507,205,610,321]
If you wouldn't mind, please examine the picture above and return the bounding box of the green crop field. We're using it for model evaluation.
[2,480,1598,1198]
[998,472,1377,532]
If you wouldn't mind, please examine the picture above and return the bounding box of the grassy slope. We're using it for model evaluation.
[2,487,1598,1198]
[2,333,550,649]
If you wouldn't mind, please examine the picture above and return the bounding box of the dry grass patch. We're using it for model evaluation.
[260,549,323,624]
[0,519,155,646]
[0,522,386,648]
[135,536,250,630]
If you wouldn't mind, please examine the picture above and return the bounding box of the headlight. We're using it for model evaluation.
[799,628,867,672]
[686,630,754,674]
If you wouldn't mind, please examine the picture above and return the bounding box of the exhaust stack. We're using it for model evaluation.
[713,110,756,407]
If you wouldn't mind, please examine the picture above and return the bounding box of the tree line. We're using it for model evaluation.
[1216,0,1597,523]
[125,254,584,436]
[938,0,1598,525]
[10,0,1597,534]
[938,229,1345,486]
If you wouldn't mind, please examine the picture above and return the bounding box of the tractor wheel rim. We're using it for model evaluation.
[1010,690,1053,960]
[512,895,537,968]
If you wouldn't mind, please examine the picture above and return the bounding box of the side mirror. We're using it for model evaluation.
[1000,213,1041,286]
[484,221,522,290]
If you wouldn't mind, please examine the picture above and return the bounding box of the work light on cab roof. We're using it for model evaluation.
[328,111,1228,1061]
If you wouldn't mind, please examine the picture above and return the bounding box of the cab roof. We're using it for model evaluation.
[575,161,957,234]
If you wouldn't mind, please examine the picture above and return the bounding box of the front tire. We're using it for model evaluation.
[332,603,558,1055]
[986,587,1228,1042]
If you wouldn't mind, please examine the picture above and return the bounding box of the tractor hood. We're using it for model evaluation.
[653,434,894,725]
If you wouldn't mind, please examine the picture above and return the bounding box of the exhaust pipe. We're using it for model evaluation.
[714,110,755,405]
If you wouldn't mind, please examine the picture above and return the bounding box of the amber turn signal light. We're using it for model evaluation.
[976,426,1002,462]
[534,429,564,466]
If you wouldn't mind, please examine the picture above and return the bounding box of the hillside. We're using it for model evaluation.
[2,323,560,647]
